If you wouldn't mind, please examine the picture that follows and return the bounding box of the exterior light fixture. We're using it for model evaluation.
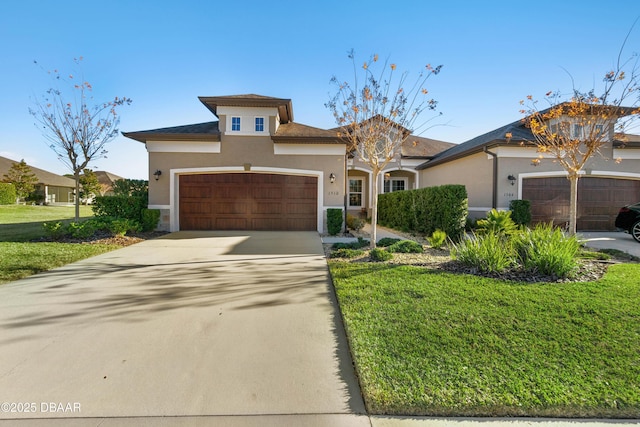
[153,170,162,181]
[329,173,336,184]
[507,174,516,186]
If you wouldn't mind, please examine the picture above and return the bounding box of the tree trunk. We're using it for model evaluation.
[567,173,579,235]
[74,171,80,222]
[370,169,379,248]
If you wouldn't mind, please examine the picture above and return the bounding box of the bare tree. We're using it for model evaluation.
[327,51,442,247]
[30,57,131,220]
[517,32,640,234]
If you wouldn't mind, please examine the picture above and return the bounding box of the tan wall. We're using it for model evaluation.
[419,152,494,216]
[420,146,640,219]
[148,135,346,231]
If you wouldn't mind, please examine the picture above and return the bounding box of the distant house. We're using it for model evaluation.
[93,171,124,196]
[0,156,76,204]
[417,116,640,231]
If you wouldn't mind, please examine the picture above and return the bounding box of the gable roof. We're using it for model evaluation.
[416,119,532,170]
[93,170,124,186]
[0,156,75,188]
[199,94,294,123]
[123,121,221,143]
[402,135,456,158]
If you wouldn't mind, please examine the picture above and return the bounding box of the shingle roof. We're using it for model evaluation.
[416,119,532,170]
[122,122,221,143]
[401,135,456,158]
[199,94,294,123]
[0,156,75,188]
[272,122,343,143]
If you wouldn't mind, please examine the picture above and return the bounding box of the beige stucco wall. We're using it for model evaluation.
[419,152,493,217]
[420,145,640,219]
[147,135,346,231]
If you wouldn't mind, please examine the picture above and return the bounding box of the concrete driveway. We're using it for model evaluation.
[578,231,640,258]
[0,231,368,425]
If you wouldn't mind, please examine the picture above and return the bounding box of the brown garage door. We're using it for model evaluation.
[179,173,317,231]
[522,176,640,231]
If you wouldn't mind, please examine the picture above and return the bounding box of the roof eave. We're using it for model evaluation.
[122,131,221,143]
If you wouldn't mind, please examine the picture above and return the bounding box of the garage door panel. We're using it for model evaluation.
[522,177,640,231]
[180,173,317,231]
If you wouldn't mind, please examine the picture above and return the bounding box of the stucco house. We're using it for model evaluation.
[344,130,454,218]
[123,94,454,233]
[0,155,76,204]
[417,115,640,231]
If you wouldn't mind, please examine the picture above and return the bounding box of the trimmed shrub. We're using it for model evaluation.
[140,208,161,232]
[370,247,393,262]
[327,208,343,236]
[107,218,140,237]
[331,248,365,259]
[429,229,447,249]
[0,183,16,205]
[332,237,370,250]
[378,184,467,240]
[510,199,532,226]
[92,195,147,221]
[377,237,401,247]
[66,221,97,239]
[388,240,424,253]
[346,213,365,231]
[42,222,66,240]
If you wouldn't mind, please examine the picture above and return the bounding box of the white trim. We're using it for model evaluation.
[273,144,345,155]
[348,177,364,208]
[147,140,221,153]
[613,148,640,159]
[148,204,170,210]
[492,146,555,159]
[169,166,324,233]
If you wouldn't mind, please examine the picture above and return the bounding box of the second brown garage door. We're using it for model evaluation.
[522,176,640,231]
[179,173,317,231]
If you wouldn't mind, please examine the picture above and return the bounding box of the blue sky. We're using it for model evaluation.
[1,0,639,179]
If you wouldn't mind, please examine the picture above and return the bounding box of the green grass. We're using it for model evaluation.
[0,205,118,284]
[0,242,121,284]
[0,205,93,241]
[330,261,640,417]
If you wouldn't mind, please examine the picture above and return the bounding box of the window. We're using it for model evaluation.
[572,124,583,138]
[594,124,604,137]
[383,178,406,193]
[255,117,265,132]
[231,117,241,131]
[349,179,363,207]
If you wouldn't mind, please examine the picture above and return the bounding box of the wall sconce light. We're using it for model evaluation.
[507,174,516,186]
[329,173,336,184]
[153,170,162,181]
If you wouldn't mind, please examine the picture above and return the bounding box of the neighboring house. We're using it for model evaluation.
[123,95,346,232]
[93,171,124,196]
[417,117,640,231]
[0,155,76,204]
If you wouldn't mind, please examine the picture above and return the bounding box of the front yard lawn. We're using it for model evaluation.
[0,242,121,284]
[329,261,640,417]
[0,205,118,284]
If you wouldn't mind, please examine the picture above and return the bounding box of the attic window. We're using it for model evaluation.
[231,117,241,132]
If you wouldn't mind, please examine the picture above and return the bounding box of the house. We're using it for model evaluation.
[124,94,455,233]
[417,114,640,231]
[345,131,454,217]
[93,171,124,196]
[124,95,347,232]
[0,155,76,204]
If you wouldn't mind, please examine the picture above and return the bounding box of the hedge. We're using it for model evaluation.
[0,183,16,205]
[378,184,468,240]
[327,208,343,235]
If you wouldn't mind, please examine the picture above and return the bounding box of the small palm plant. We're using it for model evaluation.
[476,209,518,236]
